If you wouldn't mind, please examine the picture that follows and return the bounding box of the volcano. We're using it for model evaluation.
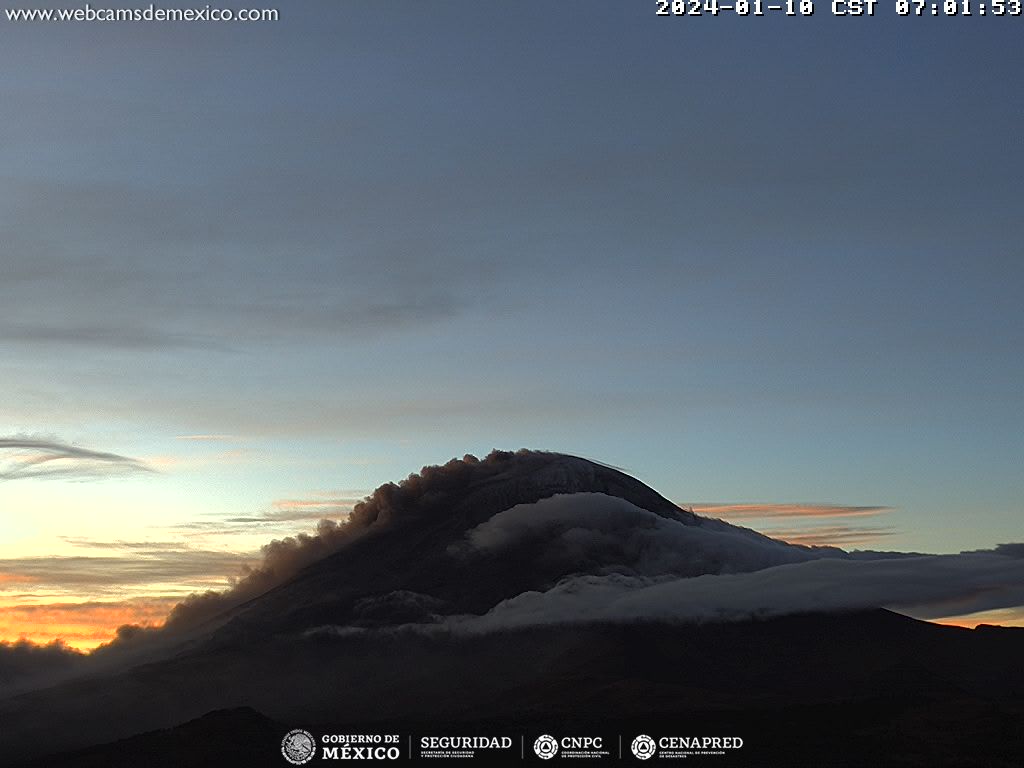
[2,450,1023,767]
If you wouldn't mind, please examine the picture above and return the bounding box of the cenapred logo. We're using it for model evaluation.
[631,734,657,760]
[534,734,559,760]
[281,729,317,765]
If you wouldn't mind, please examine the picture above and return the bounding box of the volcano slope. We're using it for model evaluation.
[2,450,1023,767]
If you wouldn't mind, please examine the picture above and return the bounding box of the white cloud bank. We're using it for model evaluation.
[439,493,1024,632]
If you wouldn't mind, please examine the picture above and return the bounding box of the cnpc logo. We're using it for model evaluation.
[631,734,656,760]
[534,734,559,759]
[534,734,604,759]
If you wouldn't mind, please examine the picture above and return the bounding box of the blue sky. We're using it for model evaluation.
[1,1,1022,643]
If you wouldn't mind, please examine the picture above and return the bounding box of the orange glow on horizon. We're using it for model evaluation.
[0,598,179,651]
[3,599,1021,653]
[931,607,1024,629]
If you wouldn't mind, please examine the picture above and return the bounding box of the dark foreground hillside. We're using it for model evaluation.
[12,611,1024,768]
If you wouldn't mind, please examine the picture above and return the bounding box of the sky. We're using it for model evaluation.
[1,1,1022,648]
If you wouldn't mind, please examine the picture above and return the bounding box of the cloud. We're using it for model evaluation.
[0,324,225,351]
[691,503,891,520]
[0,436,152,481]
[0,638,84,691]
[154,450,620,632]
[0,547,253,593]
[445,552,1024,632]
[101,451,595,637]
[222,494,361,524]
[438,496,1024,632]
[0,172,467,354]
[455,493,828,578]
[764,525,898,547]
[0,297,461,353]
[690,503,895,548]
[889,543,1024,619]
[143,449,253,473]
[963,543,1024,559]
[154,519,351,632]
[58,538,186,550]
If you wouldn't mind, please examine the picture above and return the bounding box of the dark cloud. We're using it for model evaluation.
[0,436,152,481]
[963,543,1024,559]
[0,639,84,691]
[156,450,612,632]
[160,518,357,631]
[0,303,458,352]
[1,177,469,353]
[0,324,225,351]
[350,591,447,627]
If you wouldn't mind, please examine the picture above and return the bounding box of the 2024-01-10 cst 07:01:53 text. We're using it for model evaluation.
[656,0,1021,16]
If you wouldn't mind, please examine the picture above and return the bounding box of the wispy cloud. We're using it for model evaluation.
[220,491,364,524]
[0,436,153,481]
[0,574,34,585]
[57,538,190,551]
[245,495,358,522]
[690,503,891,519]
[144,449,252,472]
[765,525,898,547]
[689,502,895,548]
[0,546,253,593]
[0,324,225,351]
